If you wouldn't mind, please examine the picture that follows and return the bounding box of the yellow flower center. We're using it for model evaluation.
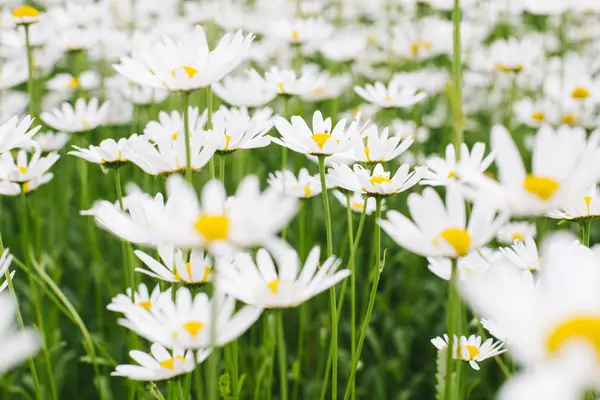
[571,86,590,100]
[460,344,480,360]
[292,30,299,41]
[194,214,229,242]
[447,170,456,179]
[183,321,205,337]
[364,147,371,161]
[494,63,524,73]
[352,201,364,210]
[511,232,525,242]
[171,131,178,140]
[303,185,312,197]
[277,83,285,94]
[172,65,198,79]
[370,175,392,186]
[68,77,80,89]
[311,133,333,150]
[585,195,592,215]
[18,166,27,174]
[22,181,30,193]
[561,113,578,125]
[547,316,600,358]
[410,40,432,56]
[523,174,560,201]
[435,228,471,257]
[224,135,232,151]
[159,356,185,371]
[531,112,545,122]
[384,95,391,102]
[12,5,39,18]
[138,301,152,310]
[202,266,211,282]
[266,279,280,293]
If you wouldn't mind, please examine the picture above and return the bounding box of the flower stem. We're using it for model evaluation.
[115,168,135,300]
[451,0,464,153]
[581,220,591,247]
[345,194,356,400]
[277,311,288,400]
[317,155,336,398]
[281,97,289,170]
[343,198,382,400]
[182,93,192,182]
[444,261,459,400]
[207,86,215,180]
[24,24,36,117]
[219,155,226,185]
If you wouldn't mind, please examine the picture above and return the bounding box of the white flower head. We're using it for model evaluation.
[500,236,541,272]
[135,245,213,284]
[427,247,499,281]
[212,75,276,108]
[247,67,326,97]
[69,136,141,169]
[421,143,494,187]
[350,124,414,164]
[354,78,427,108]
[332,190,382,215]
[431,334,506,370]
[547,185,600,221]
[107,283,170,314]
[0,294,40,373]
[267,168,323,199]
[496,221,537,244]
[41,98,110,133]
[205,106,273,154]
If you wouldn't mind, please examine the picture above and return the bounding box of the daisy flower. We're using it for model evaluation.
[135,245,213,284]
[327,163,425,198]
[218,245,349,308]
[0,294,40,373]
[112,343,210,381]
[69,136,140,169]
[31,132,69,152]
[332,190,382,215]
[41,98,110,133]
[301,74,352,102]
[500,236,540,273]
[119,287,262,348]
[496,221,537,244]
[0,150,59,184]
[212,76,276,108]
[349,124,414,164]
[143,107,207,143]
[547,185,600,221]
[267,168,323,199]
[0,59,28,90]
[379,186,508,258]
[113,26,253,92]
[0,115,40,154]
[149,175,298,253]
[46,71,100,93]
[247,67,326,97]
[269,17,332,44]
[107,284,169,314]
[420,143,494,187]
[11,5,41,25]
[427,248,498,281]
[431,334,506,370]
[354,79,427,108]
[469,124,600,216]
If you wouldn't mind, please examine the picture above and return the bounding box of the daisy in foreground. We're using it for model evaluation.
[112,343,211,381]
[0,115,41,154]
[119,287,262,348]
[431,334,506,370]
[460,234,600,399]
[0,294,40,373]
[379,186,508,258]
[327,163,426,198]
[149,175,298,252]
[218,245,349,308]
[107,283,169,314]
[135,245,213,284]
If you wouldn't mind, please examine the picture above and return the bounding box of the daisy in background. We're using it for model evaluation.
[267,168,323,199]
[301,74,352,103]
[107,283,170,314]
[204,106,273,155]
[390,119,430,144]
[46,71,100,93]
[112,343,211,381]
[41,98,110,133]
[69,136,141,170]
[319,30,367,63]
[420,142,494,187]
[332,191,382,215]
[148,175,297,253]
[114,26,254,92]
[143,107,207,143]
[0,59,28,90]
[0,294,40,373]
[349,124,414,165]
[547,185,600,221]
[119,287,262,349]
[427,248,499,281]
[499,236,540,274]
[0,149,59,193]
[391,69,450,95]
[212,75,276,108]
[218,244,349,308]
[460,234,600,399]
[269,17,332,45]
[513,97,559,128]
[11,5,41,25]
[247,67,326,97]
[354,78,427,108]
[472,37,543,75]
[496,221,537,244]
[431,334,506,370]
[135,245,213,285]
[468,124,600,216]
[379,186,508,258]
[30,132,69,153]
[327,163,426,198]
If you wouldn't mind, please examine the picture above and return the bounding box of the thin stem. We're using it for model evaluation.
[451,0,464,153]
[281,97,289,170]
[207,87,215,180]
[219,156,226,185]
[317,155,336,399]
[345,194,356,400]
[444,261,459,400]
[115,169,135,300]
[231,339,239,398]
[24,24,35,117]
[343,198,382,400]
[581,220,591,247]
[277,311,288,400]
[182,93,192,182]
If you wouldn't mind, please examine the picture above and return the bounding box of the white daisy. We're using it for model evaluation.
[41,98,110,133]
[547,185,600,221]
[107,283,169,314]
[0,150,59,184]
[46,71,100,92]
[500,236,541,273]
[496,221,537,244]
[354,79,427,108]
[11,5,41,25]
[427,248,498,281]
[69,136,141,168]
[212,75,276,108]
[247,67,326,97]
[0,249,15,295]
[421,143,494,187]
[269,17,332,44]
[135,245,213,284]
[0,294,40,373]
[267,168,323,199]
[431,334,506,370]
[30,132,69,152]
[332,190,381,215]
[349,124,414,164]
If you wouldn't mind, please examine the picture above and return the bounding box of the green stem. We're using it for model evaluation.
[345,194,356,400]
[343,198,382,400]
[281,97,289,170]
[444,261,459,400]
[277,311,288,400]
[115,168,135,300]
[24,24,35,117]
[451,0,464,153]
[207,87,215,180]
[231,339,239,398]
[219,156,225,185]
[182,93,192,182]
[317,155,336,399]
[194,364,203,400]
[581,220,591,247]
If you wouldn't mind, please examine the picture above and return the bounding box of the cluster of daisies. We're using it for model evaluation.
[0,0,599,399]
